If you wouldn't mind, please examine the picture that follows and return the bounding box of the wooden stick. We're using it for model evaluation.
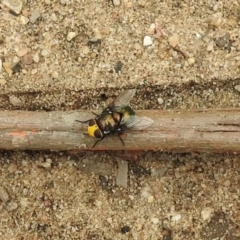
[0,109,240,152]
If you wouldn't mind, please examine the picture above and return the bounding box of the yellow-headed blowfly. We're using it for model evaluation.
[76,89,154,148]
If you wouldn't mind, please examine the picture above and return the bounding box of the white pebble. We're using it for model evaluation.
[195,33,201,38]
[171,213,181,222]
[150,23,156,30]
[2,0,23,14]
[235,85,240,92]
[20,16,29,25]
[67,32,77,41]
[106,217,113,224]
[151,217,159,224]
[41,49,50,57]
[147,195,155,203]
[12,56,20,64]
[157,97,164,105]
[94,200,102,207]
[201,207,213,221]
[33,53,40,63]
[113,0,121,6]
[143,36,153,46]
[188,57,195,65]
[141,190,151,198]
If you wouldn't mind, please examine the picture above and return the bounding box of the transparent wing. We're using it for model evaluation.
[124,116,154,130]
[110,89,136,108]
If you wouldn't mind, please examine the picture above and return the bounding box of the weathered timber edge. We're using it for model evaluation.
[0,109,240,152]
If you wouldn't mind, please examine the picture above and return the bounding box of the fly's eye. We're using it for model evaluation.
[89,119,96,126]
[94,129,102,139]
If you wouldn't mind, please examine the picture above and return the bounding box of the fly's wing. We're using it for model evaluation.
[110,89,136,108]
[126,116,154,130]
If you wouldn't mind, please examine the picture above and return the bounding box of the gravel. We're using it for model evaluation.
[0,0,240,239]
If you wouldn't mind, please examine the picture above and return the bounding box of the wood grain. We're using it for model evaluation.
[0,109,240,152]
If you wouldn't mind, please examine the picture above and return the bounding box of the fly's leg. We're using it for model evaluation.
[91,112,99,116]
[92,136,105,148]
[76,119,90,123]
[117,134,125,146]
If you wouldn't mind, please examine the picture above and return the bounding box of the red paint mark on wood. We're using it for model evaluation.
[9,131,27,137]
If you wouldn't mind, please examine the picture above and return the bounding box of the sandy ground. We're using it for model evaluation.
[0,0,240,239]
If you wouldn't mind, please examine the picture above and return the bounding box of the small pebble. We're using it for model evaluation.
[112,0,121,6]
[141,190,151,198]
[149,23,156,35]
[67,32,77,41]
[22,188,28,196]
[207,41,214,52]
[121,226,130,234]
[3,62,13,75]
[157,97,164,105]
[37,160,52,169]
[31,69,38,75]
[17,48,28,57]
[82,46,90,55]
[195,33,201,38]
[215,33,230,48]
[88,38,101,46]
[201,207,213,221]
[168,34,179,47]
[147,195,155,203]
[2,0,23,14]
[22,54,33,65]
[12,56,20,64]
[33,53,40,63]
[30,9,41,23]
[234,85,240,92]
[114,61,123,73]
[20,198,28,208]
[41,49,50,57]
[208,15,222,28]
[9,95,21,106]
[21,9,29,17]
[143,36,153,46]
[171,213,181,222]
[223,179,231,187]
[151,217,159,224]
[6,201,18,211]
[94,200,102,207]
[188,57,195,65]
[20,15,29,25]
[106,217,113,224]
[12,63,22,73]
[0,186,9,203]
